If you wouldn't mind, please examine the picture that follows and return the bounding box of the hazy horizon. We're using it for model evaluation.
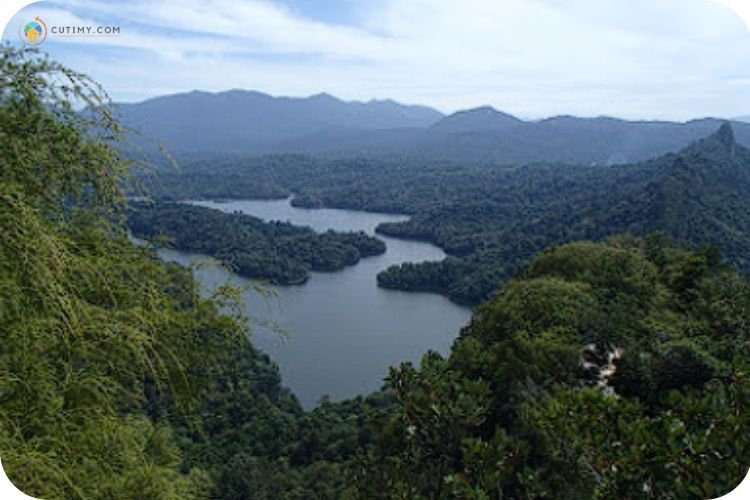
[119,86,750,123]
[3,0,750,121]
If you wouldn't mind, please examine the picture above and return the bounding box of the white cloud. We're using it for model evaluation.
[3,0,749,120]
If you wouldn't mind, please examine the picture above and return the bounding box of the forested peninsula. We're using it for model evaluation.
[127,201,386,285]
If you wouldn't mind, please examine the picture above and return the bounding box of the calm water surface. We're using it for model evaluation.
[157,198,472,408]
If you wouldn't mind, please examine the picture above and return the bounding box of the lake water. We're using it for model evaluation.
[156,198,472,408]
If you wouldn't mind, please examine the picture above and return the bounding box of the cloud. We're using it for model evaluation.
[3,0,749,120]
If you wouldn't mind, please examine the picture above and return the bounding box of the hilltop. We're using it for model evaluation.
[377,123,750,302]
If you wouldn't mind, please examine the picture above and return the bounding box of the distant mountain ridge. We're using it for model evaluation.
[118,89,444,155]
[420,110,750,165]
[118,89,750,165]
[430,106,523,133]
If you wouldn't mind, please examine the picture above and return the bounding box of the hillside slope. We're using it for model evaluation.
[377,123,750,303]
[359,236,750,498]
[0,46,379,500]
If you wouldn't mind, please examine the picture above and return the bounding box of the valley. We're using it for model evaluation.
[140,198,471,407]
[137,123,750,305]
[3,44,750,500]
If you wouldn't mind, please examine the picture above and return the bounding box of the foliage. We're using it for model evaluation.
[0,46,205,498]
[127,201,386,285]
[0,47,378,499]
[4,47,749,499]
[138,123,750,305]
[355,237,750,498]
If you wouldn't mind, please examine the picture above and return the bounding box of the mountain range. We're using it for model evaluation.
[119,90,441,155]
[119,89,750,165]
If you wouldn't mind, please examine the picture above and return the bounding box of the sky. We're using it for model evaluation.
[2,0,750,121]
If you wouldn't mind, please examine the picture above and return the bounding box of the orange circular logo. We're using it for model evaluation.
[19,17,48,46]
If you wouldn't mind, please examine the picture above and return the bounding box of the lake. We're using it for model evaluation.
[156,198,472,408]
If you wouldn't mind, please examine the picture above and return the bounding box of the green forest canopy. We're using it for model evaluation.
[0,47,373,499]
[138,123,750,306]
[1,48,748,499]
[127,201,386,285]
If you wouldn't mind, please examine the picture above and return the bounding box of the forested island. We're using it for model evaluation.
[2,48,749,499]
[127,201,386,285]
